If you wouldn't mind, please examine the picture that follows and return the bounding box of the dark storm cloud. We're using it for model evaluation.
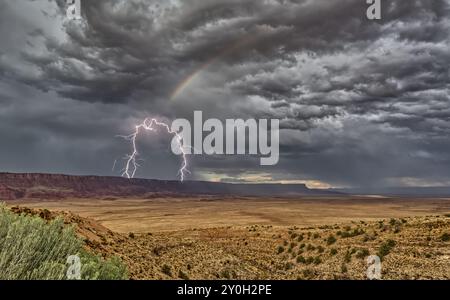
[1,0,450,187]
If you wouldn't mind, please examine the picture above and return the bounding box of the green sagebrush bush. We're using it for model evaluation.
[0,204,128,280]
[80,252,128,280]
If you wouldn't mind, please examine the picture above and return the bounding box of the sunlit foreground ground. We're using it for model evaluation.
[6,196,450,279]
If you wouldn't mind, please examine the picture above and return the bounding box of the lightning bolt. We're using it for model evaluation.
[120,118,190,182]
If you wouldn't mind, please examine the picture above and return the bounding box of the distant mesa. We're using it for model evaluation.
[0,172,338,200]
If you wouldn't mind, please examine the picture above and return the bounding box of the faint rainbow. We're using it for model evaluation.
[170,58,217,100]
[169,31,265,101]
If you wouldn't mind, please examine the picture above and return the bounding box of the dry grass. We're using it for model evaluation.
[96,215,450,280]
[5,196,450,280]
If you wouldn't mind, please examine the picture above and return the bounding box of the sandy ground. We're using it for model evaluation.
[6,196,450,233]
[5,196,450,280]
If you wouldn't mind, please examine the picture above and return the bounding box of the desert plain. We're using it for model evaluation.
[5,196,450,280]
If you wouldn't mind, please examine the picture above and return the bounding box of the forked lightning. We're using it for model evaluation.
[120,118,190,182]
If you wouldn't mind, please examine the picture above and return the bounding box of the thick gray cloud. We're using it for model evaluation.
[0,0,449,187]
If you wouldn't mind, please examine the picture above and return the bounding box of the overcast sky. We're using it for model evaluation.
[0,0,449,188]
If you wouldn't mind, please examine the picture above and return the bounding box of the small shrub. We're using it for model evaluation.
[80,251,128,280]
[326,235,337,245]
[178,270,189,280]
[377,239,396,260]
[356,248,370,259]
[161,264,172,277]
[313,233,320,239]
[220,269,231,279]
[317,246,325,253]
[296,255,306,264]
[284,262,293,270]
[306,257,314,265]
[441,233,450,242]
[277,246,285,254]
[341,264,348,273]
[330,248,338,255]
[313,256,322,265]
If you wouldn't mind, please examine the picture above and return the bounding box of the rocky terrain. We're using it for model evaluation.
[9,206,450,280]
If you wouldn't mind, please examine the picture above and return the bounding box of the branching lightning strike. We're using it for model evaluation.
[120,118,190,182]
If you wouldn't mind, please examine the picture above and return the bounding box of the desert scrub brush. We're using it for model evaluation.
[0,203,128,280]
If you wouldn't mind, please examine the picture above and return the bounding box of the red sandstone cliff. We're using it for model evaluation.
[0,172,323,200]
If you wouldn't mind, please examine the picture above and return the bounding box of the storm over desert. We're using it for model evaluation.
[0,0,449,188]
[0,0,449,284]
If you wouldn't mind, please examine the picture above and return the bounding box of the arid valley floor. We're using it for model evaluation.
[5,196,450,280]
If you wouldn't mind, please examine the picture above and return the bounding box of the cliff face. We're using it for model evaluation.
[0,173,158,199]
[0,184,25,200]
[0,172,331,200]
